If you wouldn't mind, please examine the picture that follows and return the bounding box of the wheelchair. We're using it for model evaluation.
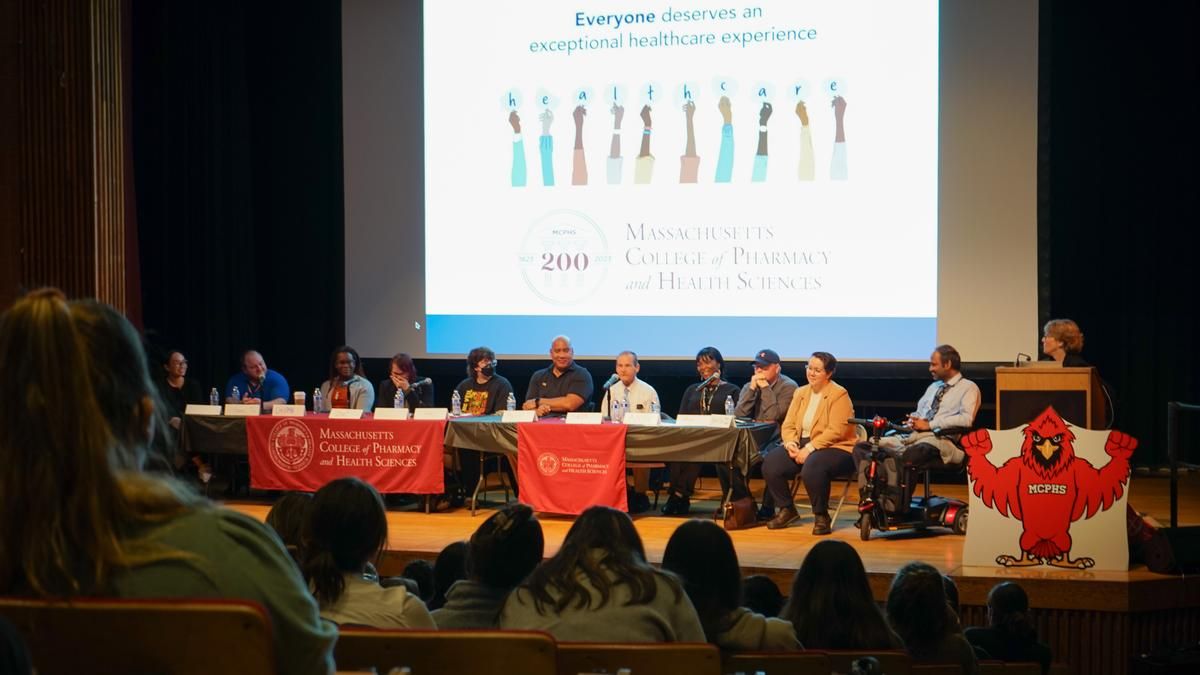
[851,415,970,541]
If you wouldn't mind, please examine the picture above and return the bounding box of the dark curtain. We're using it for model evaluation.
[1040,1,1200,464]
[132,0,344,396]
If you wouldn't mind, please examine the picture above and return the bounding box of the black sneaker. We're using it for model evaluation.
[661,494,690,516]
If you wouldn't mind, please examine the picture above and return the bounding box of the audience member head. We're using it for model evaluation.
[302,477,388,607]
[942,574,961,617]
[521,505,677,615]
[741,575,785,618]
[1042,319,1084,358]
[987,581,1038,642]
[468,503,544,590]
[886,561,957,657]
[403,559,435,604]
[163,349,188,382]
[266,491,313,562]
[390,352,418,382]
[328,345,365,383]
[466,346,497,379]
[430,541,469,610]
[661,519,742,641]
[0,289,193,596]
[781,540,898,650]
[695,346,725,380]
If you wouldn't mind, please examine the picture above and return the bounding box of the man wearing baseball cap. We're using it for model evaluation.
[719,348,799,511]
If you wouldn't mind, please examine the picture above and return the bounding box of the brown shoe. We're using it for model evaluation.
[767,505,800,530]
[812,514,832,535]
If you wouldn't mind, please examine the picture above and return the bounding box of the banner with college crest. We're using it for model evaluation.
[246,416,445,494]
[516,420,627,515]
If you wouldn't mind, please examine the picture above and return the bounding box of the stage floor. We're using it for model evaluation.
[226,470,1200,596]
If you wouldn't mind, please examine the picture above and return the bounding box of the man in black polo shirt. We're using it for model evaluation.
[522,335,595,417]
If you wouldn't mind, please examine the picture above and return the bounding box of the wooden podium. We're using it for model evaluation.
[995,366,1105,429]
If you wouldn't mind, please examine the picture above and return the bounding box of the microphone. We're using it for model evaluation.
[408,377,432,389]
[697,372,720,389]
[601,374,620,390]
[1014,353,1031,367]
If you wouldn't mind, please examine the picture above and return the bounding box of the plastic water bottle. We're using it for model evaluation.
[724,395,735,416]
[506,392,516,411]
[231,385,239,402]
[312,387,322,413]
[393,387,405,409]
[651,399,661,414]
[451,389,462,416]
[611,397,623,422]
[209,387,219,407]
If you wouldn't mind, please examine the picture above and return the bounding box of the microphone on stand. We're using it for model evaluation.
[408,377,433,389]
[601,374,620,390]
[697,372,720,389]
[1014,353,1031,367]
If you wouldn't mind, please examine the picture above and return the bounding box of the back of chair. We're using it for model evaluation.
[826,649,912,675]
[723,650,831,675]
[557,642,720,675]
[0,597,273,675]
[335,628,556,675]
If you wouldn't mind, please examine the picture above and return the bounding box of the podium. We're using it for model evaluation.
[995,366,1105,429]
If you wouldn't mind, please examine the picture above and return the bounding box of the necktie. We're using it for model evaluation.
[929,382,951,419]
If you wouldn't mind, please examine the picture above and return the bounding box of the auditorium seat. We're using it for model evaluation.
[911,664,966,674]
[334,628,555,675]
[826,649,912,674]
[0,597,272,675]
[723,650,832,674]
[556,642,720,675]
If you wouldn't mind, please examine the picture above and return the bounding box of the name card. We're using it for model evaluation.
[501,410,537,423]
[623,412,661,426]
[329,408,364,420]
[272,404,305,417]
[707,414,736,428]
[566,412,603,425]
[185,404,222,416]
[373,408,409,420]
[413,408,449,421]
[223,404,260,417]
[674,414,712,427]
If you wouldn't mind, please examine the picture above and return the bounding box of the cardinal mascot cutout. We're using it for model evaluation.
[962,405,1136,571]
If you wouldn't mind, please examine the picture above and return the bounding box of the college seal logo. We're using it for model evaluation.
[536,452,560,476]
[268,419,314,472]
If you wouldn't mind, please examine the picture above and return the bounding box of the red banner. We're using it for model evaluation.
[246,416,444,494]
[517,420,628,515]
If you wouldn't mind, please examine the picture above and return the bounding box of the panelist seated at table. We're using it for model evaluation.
[224,349,289,411]
[762,351,858,534]
[376,352,434,412]
[598,350,661,416]
[318,345,375,412]
[661,346,741,516]
[1040,318,1088,367]
[523,335,594,418]
[715,348,800,504]
[452,347,519,504]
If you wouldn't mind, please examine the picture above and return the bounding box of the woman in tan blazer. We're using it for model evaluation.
[763,351,858,534]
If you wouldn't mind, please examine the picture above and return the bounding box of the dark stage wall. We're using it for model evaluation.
[129,1,1199,465]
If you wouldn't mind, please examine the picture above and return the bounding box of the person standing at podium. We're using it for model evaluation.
[1041,319,1088,367]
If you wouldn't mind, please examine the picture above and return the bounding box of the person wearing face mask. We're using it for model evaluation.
[317,345,375,411]
[661,346,741,516]
[450,347,517,506]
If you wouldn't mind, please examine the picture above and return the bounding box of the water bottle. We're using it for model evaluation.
[506,392,516,411]
[393,387,405,410]
[209,387,219,407]
[451,389,462,416]
[651,399,661,415]
[611,397,622,422]
[312,387,323,413]
[231,385,239,402]
[724,395,734,416]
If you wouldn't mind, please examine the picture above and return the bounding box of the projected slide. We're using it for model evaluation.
[424,0,938,358]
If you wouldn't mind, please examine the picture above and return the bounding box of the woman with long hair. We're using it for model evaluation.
[886,561,979,674]
[501,506,703,642]
[377,352,434,411]
[318,345,375,411]
[661,520,800,651]
[965,582,1052,674]
[0,289,335,674]
[779,540,901,650]
[302,476,434,629]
